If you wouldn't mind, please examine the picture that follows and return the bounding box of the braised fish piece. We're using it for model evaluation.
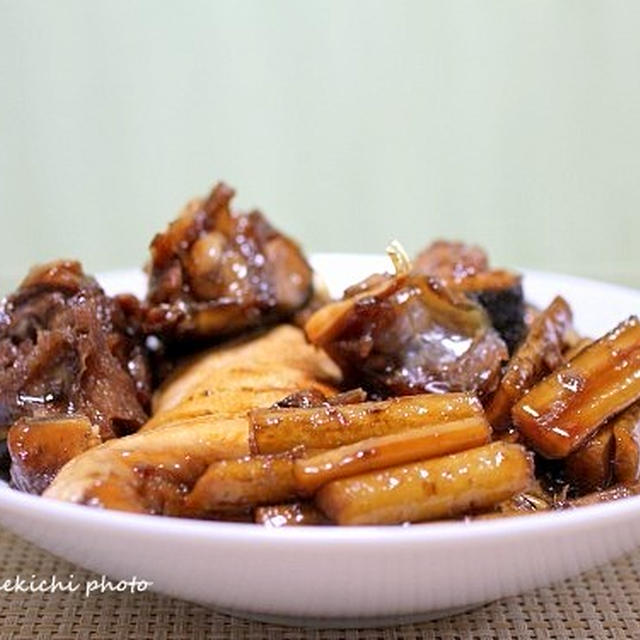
[513,317,640,459]
[486,296,574,430]
[453,271,526,353]
[305,250,507,398]
[144,326,340,431]
[145,182,313,342]
[414,240,525,352]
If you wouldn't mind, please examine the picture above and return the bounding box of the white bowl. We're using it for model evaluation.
[0,254,639,627]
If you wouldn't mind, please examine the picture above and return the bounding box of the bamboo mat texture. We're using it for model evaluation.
[0,526,638,639]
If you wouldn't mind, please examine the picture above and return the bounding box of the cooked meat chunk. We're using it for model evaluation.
[414,240,526,352]
[0,261,151,441]
[305,268,508,398]
[145,182,313,341]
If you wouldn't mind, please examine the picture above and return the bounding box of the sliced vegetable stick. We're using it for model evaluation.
[294,415,491,493]
[563,337,593,363]
[249,392,483,455]
[611,401,640,484]
[512,316,640,459]
[564,424,614,492]
[182,451,300,516]
[315,442,533,525]
[254,502,330,526]
[486,296,573,430]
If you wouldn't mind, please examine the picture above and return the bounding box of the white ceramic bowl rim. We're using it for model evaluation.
[2,483,639,546]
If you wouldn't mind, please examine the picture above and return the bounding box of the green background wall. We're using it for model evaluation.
[1,0,639,292]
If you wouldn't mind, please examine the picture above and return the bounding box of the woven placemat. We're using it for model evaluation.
[0,526,638,640]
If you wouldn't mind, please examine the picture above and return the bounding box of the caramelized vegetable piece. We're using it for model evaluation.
[254,502,330,526]
[315,442,533,525]
[7,415,100,494]
[564,424,614,493]
[611,401,640,484]
[513,317,640,459]
[294,416,491,493]
[249,392,483,455]
[305,259,507,398]
[145,182,313,341]
[182,452,300,516]
[486,296,573,430]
